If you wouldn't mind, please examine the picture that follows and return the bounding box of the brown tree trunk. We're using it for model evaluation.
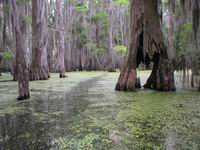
[107,0,116,72]
[64,0,72,72]
[0,2,4,49]
[0,1,6,77]
[116,0,175,91]
[168,0,175,59]
[115,0,143,91]
[143,0,175,91]
[12,0,30,100]
[54,0,66,78]
[0,54,2,76]
[30,0,49,81]
[192,0,200,90]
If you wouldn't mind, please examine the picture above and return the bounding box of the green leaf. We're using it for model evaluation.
[75,3,88,13]
[113,0,129,6]
[0,52,13,61]
[114,45,127,54]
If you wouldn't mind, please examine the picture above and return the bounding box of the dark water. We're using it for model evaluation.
[0,75,102,150]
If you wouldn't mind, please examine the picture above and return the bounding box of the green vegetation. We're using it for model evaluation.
[56,73,200,150]
[84,43,97,50]
[91,12,108,24]
[75,3,88,13]
[1,52,13,61]
[113,0,129,6]
[116,92,200,149]
[0,106,25,117]
[58,116,112,149]
[175,23,194,56]
[0,72,200,149]
[96,47,106,54]
[16,0,31,5]
[84,43,106,54]
[114,45,127,54]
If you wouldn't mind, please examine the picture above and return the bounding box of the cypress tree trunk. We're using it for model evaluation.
[30,0,49,81]
[192,0,200,90]
[116,0,175,91]
[168,0,175,59]
[0,55,2,76]
[54,0,66,78]
[115,0,142,91]
[12,0,30,100]
[0,2,4,49]
[107,0,116,72]
[64,0,72,72]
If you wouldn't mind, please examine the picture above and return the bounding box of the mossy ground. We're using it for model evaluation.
[0,72,200,149]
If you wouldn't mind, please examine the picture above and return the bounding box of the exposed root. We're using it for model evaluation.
[108,69,116,72]
[17,93,30,101]
[135,77,142,89]
[29,68,49,81]
[144,53,176,91]
[115,69,137,91]
[59,73,67,78]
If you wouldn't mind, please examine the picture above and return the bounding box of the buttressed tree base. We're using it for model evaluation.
[115,0,176,91]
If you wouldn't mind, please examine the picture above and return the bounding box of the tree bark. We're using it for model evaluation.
[30,0,49,81]
[192,0,200,90]
[0,2,4,49]
[116,0,175,91]
[0,54,2,76]
[168,0,175,59]
[54,0,66,78]
[0,1,4,76]
[107,0,116,72]
[12,0,30,100]
[115,0,143,91]
[64,0,72,72]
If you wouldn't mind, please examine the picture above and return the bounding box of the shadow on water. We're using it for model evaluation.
[0,74,104,150]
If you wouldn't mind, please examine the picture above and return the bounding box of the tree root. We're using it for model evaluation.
[59,73,67,78]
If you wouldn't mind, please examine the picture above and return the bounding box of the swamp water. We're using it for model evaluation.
[0,72,200,150]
